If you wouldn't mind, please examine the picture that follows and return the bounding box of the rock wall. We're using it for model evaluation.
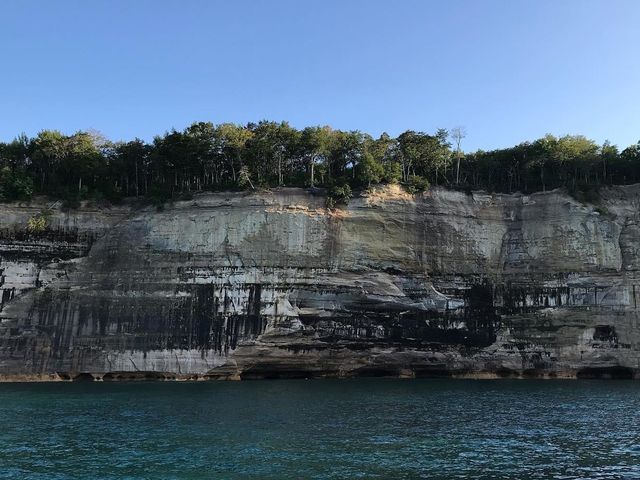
[1,185,640,380]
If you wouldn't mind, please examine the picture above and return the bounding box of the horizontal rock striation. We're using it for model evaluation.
[1,185,640,381]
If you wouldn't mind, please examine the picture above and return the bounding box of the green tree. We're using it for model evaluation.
[355,152,384,187]
[214,124,253,185]
[600,140,618,185]
[246,121,300,186]
[300,126,332,187]
[0,166,33,201]
[31,130,67,191]
[396,130,450,184]
[112,139,151,196]
[65,131,103,194]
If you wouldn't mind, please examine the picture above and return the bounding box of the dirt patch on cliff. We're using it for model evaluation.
[265,204,349,219]
[364,184,414,205]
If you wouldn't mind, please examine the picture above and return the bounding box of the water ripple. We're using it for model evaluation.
[1,379,639,479]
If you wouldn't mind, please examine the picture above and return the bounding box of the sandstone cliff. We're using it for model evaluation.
[1,185,639,380]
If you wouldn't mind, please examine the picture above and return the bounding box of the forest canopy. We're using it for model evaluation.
[1,121,639,206]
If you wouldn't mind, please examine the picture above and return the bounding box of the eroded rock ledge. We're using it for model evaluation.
[1,185,639,380]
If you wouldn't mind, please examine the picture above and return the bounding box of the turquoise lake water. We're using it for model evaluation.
[1,379,639,479]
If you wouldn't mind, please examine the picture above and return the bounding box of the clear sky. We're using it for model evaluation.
[1,0,639,151]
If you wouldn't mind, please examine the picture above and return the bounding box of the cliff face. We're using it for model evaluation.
[1,185,639,380]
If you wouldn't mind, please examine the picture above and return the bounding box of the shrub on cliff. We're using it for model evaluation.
[26,210,51,233]
[326,184,352,209]
[405,175,430,194]
[382,162,403,184]
[567,182,601,204]
[148,183,172,209]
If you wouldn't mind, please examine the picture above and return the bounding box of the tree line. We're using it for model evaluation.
[0,121,639,206]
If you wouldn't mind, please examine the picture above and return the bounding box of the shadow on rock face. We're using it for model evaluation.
[576,366,634,379]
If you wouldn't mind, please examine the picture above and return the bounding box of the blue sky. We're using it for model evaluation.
[1,0,639,151]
